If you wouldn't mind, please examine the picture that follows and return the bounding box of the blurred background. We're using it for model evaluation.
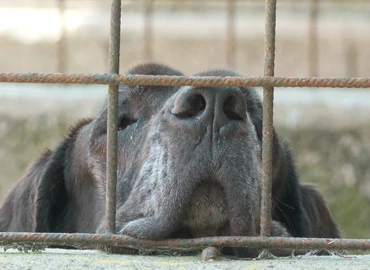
[0,0,370,239]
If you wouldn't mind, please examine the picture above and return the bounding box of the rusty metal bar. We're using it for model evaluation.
[144,0,154,61]
[1,73,370,88]
[260,0,276,237]
[226,0,236,67]
[105,0,122,234]
[0,233,370,251]
[308,0,319,77]
[57,0,67,73]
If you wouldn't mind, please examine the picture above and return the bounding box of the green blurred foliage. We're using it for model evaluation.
[0,114,70,198]
[281,126,370,239]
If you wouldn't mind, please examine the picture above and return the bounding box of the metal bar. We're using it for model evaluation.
[105,0,122,234]
[1,73,370,88]
[226,0,236,67]
[308,0,319,77]
[260,0,276,237]
[0,233,370,251]
[143,0,154,61]
[57,0,67,73]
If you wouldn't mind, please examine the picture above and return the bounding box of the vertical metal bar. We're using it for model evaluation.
[144,0,153,61]
[226,0,236,68]
[308,0,318,77]
[57,0,67,73]
[260,0,277,237]
[106,0,122,234]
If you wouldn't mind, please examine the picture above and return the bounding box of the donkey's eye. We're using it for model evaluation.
[118,117,137,131]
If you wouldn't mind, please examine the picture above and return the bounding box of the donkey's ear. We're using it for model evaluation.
[34,118,92,232]
[300,184,341,238]
[0,144,69,233]
[0,118,91,233]
[33,143,69,232]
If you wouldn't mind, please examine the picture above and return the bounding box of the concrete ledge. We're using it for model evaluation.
[1,249,369,270]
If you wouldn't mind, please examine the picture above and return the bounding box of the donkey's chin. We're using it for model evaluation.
[180,181,229,238]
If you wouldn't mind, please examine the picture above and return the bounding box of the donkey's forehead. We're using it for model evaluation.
[119,85,180,105]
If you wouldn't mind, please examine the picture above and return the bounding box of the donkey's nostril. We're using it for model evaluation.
[171,94,206,118]
[223,96,244,121]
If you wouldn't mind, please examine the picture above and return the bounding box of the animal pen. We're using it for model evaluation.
[0,0,370,256]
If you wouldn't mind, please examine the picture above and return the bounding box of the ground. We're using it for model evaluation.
[1,248,370,270]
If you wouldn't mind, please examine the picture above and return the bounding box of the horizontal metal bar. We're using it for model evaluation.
[0,73,370,88]
[0,233,369,251]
